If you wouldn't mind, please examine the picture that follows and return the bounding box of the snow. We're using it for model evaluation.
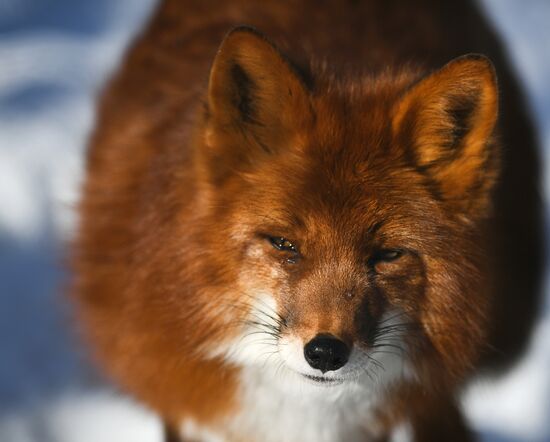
[0,0,548,441]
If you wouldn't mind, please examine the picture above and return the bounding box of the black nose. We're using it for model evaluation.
[304,334,350,373]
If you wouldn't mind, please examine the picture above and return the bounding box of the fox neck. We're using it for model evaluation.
[178,351,412,442]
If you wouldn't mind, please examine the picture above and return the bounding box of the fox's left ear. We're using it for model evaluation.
[203,27,311,184]
[393,55,499,215]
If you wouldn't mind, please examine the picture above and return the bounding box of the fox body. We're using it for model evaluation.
[74,0,543,441]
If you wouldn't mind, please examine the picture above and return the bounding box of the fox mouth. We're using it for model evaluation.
[302,374,345,386]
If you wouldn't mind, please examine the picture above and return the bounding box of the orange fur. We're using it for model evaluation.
[73,1,544,440]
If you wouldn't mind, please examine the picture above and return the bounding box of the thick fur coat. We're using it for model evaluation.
[74,1,544,440]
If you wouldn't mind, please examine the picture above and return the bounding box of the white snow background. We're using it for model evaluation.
[0,1,548,441]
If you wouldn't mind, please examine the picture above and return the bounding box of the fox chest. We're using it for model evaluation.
[179,367,390,442]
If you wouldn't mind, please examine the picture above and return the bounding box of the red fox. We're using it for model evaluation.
[74,0,544,440]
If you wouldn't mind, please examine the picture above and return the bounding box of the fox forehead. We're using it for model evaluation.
[233,148,435,251]
[230,93,430,223]
[269,82,413,180]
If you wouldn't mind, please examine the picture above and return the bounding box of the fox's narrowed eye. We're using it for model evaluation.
[371,249,403,263]
[268,236,297,253]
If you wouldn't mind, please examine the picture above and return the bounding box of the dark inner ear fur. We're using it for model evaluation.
[230,63,258,125]
[393,55,499,215]
[446,94,478,152]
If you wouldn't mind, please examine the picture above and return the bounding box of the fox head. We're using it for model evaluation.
[185,26,499,392]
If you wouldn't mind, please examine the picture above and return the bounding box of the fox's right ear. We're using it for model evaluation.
[392,55,499,215]
[202,27,311,183]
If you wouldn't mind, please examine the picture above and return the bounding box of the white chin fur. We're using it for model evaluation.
[200,295,415,442]
[277,310,414,394]
[212,293,413,391]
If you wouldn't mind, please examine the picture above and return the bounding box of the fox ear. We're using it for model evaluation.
[205,27,311,174]
[393,55,499,215]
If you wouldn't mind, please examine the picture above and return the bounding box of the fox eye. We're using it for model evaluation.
[371,249,403,264]
[269,236,297,253]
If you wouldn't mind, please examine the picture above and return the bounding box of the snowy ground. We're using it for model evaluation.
[0,1,548,441]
